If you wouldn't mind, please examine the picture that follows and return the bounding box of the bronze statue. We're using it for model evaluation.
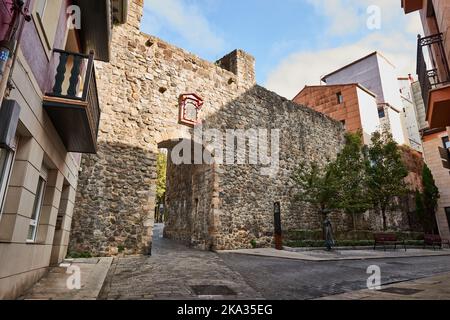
[324,216,335,251]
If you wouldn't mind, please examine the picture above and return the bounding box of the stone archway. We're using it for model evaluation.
[156,136,220,250]
[69,2,346,256]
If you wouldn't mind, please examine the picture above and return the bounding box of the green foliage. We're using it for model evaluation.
[118,245,125,253]
[250,239,257,249]
[416,164,440,233]
[294,130,410,232]
[67,251,93,259]
[286,229,424,242]
[284,239,425,248]
[156,152,167,205]
[331,132,372,230]
[293,160,340,215]
[365,131,408,231]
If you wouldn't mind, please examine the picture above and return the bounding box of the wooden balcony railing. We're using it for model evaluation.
[43,49,101,154]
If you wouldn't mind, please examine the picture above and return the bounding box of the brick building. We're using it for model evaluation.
[320,52,415,148]
[293,83,380,145]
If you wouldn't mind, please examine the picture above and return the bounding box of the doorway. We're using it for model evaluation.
[155,139,216,250]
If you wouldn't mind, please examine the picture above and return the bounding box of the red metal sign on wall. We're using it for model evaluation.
[178,93,204,126]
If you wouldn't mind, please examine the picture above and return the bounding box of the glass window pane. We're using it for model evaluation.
[27,177,46,241]
[446,208,450,231]
[35,0,47,18]
[0,148,13,214]
[0,149,8,178]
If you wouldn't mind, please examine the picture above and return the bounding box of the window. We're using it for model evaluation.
[378,108,386,118]
[340,120,346,129]
[446,208,450,231]
[27,177,46,242]
[32,0,63,53]
[0,148,14,215]
[35,0,47,19]
[443,136,450,149]
[337,92,344,104]
[443,136,450,159]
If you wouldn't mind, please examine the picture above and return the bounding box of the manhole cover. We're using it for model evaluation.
[191,285,237,296]
[379,287,423,295]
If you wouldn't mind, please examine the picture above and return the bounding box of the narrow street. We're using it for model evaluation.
[98,224,450,300]
[98,224,262,300]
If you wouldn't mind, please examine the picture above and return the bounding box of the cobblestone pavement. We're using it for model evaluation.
[318,272,450,300]
[99,224,261,300]
[219,253,450,300]
[99,224,450,300]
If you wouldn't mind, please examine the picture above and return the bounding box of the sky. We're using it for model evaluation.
[141,0,424,99]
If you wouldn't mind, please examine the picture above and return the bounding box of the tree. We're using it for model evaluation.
[293,161,340,218]
[365,131,408,231]
[331,132,372,230]
[156,152,167,206]
[416,164,440,233]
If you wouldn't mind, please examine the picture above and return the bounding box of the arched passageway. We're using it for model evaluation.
[156,138,219,250]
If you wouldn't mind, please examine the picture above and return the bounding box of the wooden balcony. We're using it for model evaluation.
[43,49,100,154]
[417,34,450,129]
[401,0,423,14]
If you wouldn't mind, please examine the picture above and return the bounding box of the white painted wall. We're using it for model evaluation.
[357,87,381,144]
[398,78,423,152]
[387,107,407,145]
[377,55,403,110]
[324,53,385,104]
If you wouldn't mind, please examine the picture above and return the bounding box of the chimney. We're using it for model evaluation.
[216,50,256,89]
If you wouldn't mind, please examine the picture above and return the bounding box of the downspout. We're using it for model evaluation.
[0,0,31,106]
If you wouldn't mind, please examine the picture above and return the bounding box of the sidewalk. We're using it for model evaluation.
[20,257,113,300]
[218,248,450,261]
[318,272,450,300]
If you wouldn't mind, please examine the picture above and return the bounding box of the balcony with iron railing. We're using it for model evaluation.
[417,33,450,129]
[42,49,100,154]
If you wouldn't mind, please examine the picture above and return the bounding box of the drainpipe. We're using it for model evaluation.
[0,0,31,106]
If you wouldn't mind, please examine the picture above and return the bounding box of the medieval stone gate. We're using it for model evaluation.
[69,0,346,256]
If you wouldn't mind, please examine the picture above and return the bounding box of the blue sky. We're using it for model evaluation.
[141,0,423,98]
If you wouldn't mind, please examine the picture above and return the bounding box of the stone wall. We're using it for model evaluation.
[69,0,416,255]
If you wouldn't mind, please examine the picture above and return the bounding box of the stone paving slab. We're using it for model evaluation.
[99,224,262,300]
[20,257,113,300]
[218,248,450,262]
[317,272,450,300]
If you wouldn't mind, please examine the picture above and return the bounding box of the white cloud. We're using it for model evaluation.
[266,32,418,99]
[306,0,361,36]
[305,0,421,37]
[265,0,423,99]
[143,0,225,54]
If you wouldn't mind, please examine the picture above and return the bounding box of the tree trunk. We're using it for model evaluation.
[352,213,357,231]
[381,208,387,231]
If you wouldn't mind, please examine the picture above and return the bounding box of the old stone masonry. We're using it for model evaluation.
[69,0,345,256]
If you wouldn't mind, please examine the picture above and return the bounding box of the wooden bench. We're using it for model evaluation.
[373,233,406,251]
[424,234,450,250]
